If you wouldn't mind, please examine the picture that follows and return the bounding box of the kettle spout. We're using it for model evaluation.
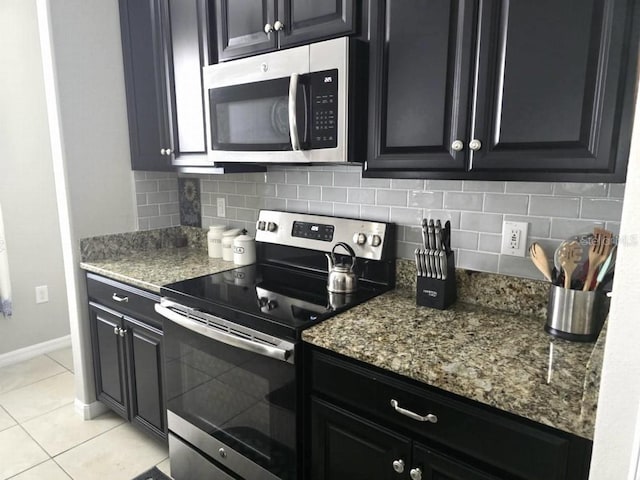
[325,252,334,271]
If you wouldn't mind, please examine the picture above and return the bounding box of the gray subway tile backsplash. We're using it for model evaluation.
[134,168,625,279]
[529,195,580,218]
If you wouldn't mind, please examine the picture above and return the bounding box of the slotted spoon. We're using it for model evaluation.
[559,241,582,289]
[583,228,613,291]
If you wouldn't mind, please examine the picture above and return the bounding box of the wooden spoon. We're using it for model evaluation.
[559,241,582,289]
[583,228,613,291]
[529,242,552,282]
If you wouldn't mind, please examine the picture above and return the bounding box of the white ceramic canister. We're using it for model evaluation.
[221,228,242,261]
[207,225,227,258]
[233,233,256,266]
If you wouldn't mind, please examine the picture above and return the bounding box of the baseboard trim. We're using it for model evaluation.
[75,398,109,420]
[0,334,72,368]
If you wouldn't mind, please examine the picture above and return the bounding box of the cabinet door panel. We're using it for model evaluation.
[470,0,635,177]
[310,397,411,480]
[119,0,172,171]
[168,0,208,156]
[89,305,128,419]
[365,0,474,174]
[278,0,355,47]
[413,444,501,480]
[124,317,166,440]
[215,0,277,61]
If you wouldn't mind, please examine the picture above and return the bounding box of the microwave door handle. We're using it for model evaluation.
[288,73,301,151]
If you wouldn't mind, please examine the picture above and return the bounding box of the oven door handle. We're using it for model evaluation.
[154,303,295,363]
[288,73,301,151]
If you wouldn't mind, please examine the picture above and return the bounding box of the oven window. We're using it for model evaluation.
[164,319,297,480]
[210,77,293,151]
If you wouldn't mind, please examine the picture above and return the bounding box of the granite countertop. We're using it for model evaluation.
[81,248,236,293]
[303,285,602,440]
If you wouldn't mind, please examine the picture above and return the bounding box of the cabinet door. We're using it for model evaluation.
[89,304,128,419]
[310,397,411,480]
[413,444,501,480]
[277,0,355,48]
[123,316,166,441]
[469,0,637,181]
[364,0,475,176]
[166,0,209,164]
[215,0,277,61]
[119,0,172,171]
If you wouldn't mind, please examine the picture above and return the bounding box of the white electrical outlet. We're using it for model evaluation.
[501,221,529,257]
[217,197,226,217]
[35,285,49,304]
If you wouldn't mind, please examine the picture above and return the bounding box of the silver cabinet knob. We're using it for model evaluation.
[113,326,119,336]
[165,148,172,155]
[264,23,273,34]
[160,148,166,155]
[410,468,423,480]
[119,328,126,337]
[392,459,405,474]
[469,139,482,151]
[274,20,284,31]
[218,447,227,458]
[451,140,464,151]
[353,233,366,245]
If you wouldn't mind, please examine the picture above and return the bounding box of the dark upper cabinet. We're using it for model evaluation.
[214,0,356,61]
[364,0,640,181]
[119,0,210,171]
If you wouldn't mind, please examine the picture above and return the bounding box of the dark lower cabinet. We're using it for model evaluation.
[87,274,167,443]
[308,347,592,480]
[311,397,411,480]
[364,0,640,181]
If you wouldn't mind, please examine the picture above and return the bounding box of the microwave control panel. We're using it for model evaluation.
[309,69,338,149]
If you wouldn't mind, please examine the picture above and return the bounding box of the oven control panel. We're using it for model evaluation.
[255,210,392,260]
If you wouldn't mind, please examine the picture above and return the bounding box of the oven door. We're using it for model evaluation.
[156,301,297,480]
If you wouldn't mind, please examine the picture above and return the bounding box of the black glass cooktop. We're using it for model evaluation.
[160,263,389,339]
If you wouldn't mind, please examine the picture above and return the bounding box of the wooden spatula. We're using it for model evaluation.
[583,228,613,291]
[559,241,582,289]
[529,242,552,282]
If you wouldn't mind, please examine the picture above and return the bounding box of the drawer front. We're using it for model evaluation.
[311,350,572,480]
[86,273,162,329]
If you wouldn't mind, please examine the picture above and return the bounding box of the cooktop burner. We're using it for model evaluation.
[161,262,389,339]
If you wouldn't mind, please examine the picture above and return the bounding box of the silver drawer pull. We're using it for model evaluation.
[112,293,129,303]
[390,399,438,423]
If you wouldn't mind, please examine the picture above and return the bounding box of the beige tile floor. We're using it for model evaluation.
[0,347,172,480]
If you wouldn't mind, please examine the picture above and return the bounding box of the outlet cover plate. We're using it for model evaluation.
[501,221,529,257]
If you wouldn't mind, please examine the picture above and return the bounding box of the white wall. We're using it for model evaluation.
[589,76,640,478]
[0,0,70,355]
[36,0,137,413]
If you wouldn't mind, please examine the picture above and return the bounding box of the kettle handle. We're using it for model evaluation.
[331,242,357,270]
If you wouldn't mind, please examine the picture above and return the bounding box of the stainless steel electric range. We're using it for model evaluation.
[155,210,396,480]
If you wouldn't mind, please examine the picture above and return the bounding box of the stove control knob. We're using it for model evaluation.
[267,222,278,232]
[353,233,367,245]
[257,221,266,231]
[369,234,382,247]
[267,300,278,310]
[258,297,269,307]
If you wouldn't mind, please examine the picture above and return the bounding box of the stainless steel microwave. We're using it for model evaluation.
[203,37,364,163]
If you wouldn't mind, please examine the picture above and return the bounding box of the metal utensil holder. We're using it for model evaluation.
[416,252,456,310]
[545,285,608,342]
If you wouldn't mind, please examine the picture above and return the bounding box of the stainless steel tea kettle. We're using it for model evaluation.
[326,242,358,293]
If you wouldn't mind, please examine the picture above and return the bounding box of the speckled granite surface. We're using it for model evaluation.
[305,260,604,440]
[80,234,602,439]
[80,226,235,293]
